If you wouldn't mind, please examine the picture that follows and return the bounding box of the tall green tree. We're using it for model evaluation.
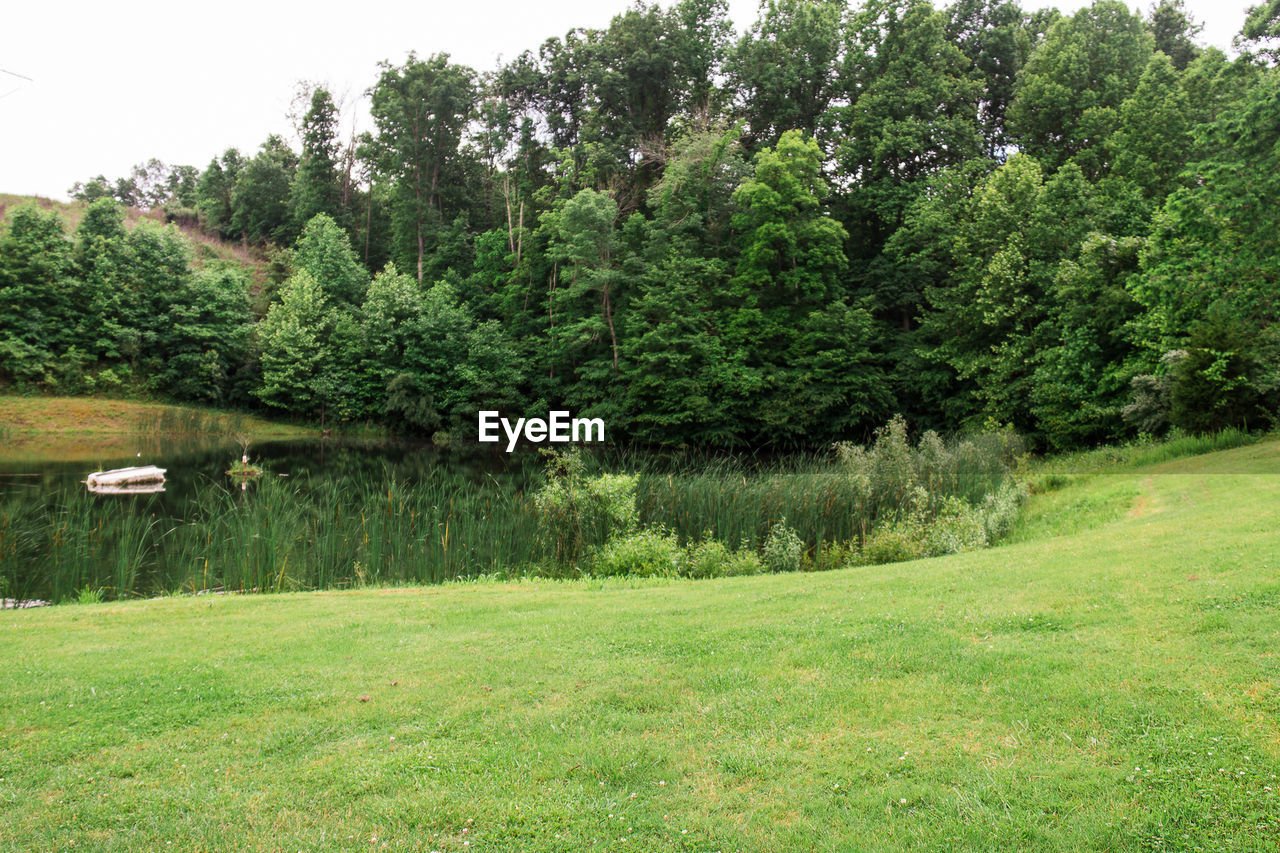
[1007,1,1153,174]
[1147,0,1202,69]
[231,136,297,244]
[254,269,333,419]
[152,264,252,404]
[544,188,624,412]
[195,149,244,238]
[0,205,76,384]
[1131,71,1280,348]
[289,88,345,234]
[946,0,1032,154]
[727,0,845,150]
[368,53,477,282]
[291,213,369,308]
[833,0,985,304]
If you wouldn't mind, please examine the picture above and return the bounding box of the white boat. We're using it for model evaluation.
[85,465,167,488]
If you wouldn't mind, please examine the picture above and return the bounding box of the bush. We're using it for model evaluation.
[922,495,989,555]
[762,518,804,573]
[534,449,639,567]
[860,527,929,565]
[588,529,683,578]
[856,481,1028,567]
[682,538,763,579]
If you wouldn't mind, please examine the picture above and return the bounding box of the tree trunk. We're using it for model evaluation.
[603,284,619,370]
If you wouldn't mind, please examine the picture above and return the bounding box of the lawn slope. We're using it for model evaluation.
[1,442,1278,851]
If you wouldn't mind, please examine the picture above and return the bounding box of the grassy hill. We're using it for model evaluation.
[2,441,1278,850]
[0,192,270,285]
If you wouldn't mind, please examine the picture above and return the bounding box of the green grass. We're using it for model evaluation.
[2,441,1279,850]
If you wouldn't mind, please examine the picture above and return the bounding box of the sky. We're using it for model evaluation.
[0,0,1259,201]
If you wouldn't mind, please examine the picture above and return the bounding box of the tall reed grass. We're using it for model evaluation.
[636,417,1023,553]
[0,468,545,603]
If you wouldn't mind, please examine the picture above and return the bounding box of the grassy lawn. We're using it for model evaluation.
[2,442,1278,850]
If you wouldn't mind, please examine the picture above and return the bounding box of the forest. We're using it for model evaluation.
[3,0,1280,450]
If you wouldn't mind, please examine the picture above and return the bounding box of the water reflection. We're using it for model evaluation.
[0,434,542,603]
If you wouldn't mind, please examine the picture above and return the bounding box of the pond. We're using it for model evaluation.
[1,424,1020,605]
[0,435,541,604]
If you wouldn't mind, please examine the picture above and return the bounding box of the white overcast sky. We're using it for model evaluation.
[0,0,1258,200]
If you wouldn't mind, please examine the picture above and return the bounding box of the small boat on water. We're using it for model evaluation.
[85,465,167,494]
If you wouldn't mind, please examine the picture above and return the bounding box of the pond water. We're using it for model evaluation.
[0,435,541,604]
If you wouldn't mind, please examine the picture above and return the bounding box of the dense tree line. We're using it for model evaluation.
[6,0,1280,449]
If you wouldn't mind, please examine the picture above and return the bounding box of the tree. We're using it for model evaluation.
[727,0,845,150]
[195,149,244,238]
[917,154,1099,434]
[1007,1,1153,174]
[289,88,345,234]
[946,0,1032,154]
[1131,72,1280,347]
[731,131,847,310]
[73,198,133,365]
[0,205,76,384]
[1147,0,1202,70]
[1029,233,1143,448]
[1240,0,1280,60]
[368,53,477,282]
[231,136,297,244]
[1107,52,1193,199]
[545,188,624,411]
[728,130,854,441]
[152,264,252,404]
[291,213,369,308]
[833,0,985,288]
[255,269,332,418]
[1168,312,1272,433]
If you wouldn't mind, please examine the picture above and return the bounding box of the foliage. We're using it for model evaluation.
[681,537,763,579]
[1167,313,1275,434]
[761,518,804,573]
[533,449,639,568]
[587,528,683,578]
[10,1,1280,449]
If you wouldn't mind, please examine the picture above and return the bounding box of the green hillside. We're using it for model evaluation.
[0,192,269,281]
[2,441,1278,850]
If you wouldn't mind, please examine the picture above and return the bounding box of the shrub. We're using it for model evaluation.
[922,495,988,555]
[859,526,928,565]
[682,538,763,579]
[534,449,639,567]
[978,481,1029,542]
[588,529,682,578]
[762,518,804,573]
[856,480,1028,566]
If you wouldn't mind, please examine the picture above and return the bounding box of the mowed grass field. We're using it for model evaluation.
[2,442,1278,851]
